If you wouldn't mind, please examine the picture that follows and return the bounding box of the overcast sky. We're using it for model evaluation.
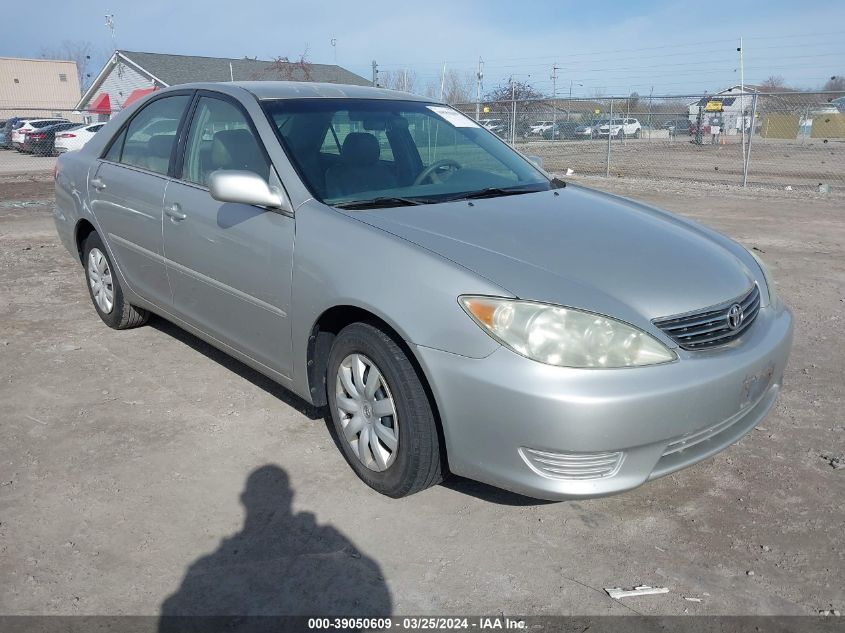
[6,0,844,96]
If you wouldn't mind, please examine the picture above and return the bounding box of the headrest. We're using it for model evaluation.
[211,128,266,175]
[341,132,380,165]
[147,134,174,158]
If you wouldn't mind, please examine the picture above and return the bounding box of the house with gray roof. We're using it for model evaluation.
[76,50,369,120]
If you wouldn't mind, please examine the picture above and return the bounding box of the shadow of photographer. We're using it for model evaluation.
[159,465,391,629]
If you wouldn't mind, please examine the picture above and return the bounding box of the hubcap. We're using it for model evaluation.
[87,248,114,314]
[335,353,399,472]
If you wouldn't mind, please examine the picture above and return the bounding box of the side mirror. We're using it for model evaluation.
[526,155,544,169]
[208,170,290,211]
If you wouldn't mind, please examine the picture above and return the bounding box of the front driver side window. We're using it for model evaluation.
[118,95,189,175]
[182,97,270,187]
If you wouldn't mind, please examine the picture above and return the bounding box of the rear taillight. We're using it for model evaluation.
[58,133,76,138]
[31,133,47,140]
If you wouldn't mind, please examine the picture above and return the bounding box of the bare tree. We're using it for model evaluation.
[442,70,474,105]
[255,48,314,81]
[379,69,418,93]
[823,75,845,91]
[483,80,546,137]
[760,75,788,92]
[39,40,96,89]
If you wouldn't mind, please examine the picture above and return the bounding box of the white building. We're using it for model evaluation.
[688,85,761,135]
[77,50,370,121]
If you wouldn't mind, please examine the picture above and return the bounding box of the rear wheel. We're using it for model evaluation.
[82,232,149,330]
[327,322,443,498]
[634,129,641,139]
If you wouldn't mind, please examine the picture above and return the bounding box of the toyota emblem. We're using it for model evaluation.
[727,303,744,330]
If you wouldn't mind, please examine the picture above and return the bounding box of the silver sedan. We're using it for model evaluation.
[53,82,793,500]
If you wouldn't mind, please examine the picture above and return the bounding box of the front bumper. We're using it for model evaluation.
[416,302,793,500]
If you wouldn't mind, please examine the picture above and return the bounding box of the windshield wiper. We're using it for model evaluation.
[443,186,545,202]
[334,196,428,210]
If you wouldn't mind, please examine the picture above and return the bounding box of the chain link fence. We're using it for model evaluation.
[0,107,91,175]
[2,93,844,191]
[455,91,845,191]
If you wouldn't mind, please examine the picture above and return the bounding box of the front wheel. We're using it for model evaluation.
[327,323,443,498]
[634,129,641,139]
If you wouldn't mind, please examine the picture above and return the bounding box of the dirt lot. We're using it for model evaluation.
[517,136,844,191]
[1,172,843,618]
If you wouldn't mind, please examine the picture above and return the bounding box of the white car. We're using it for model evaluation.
[597,118,642,139]
[54,123,106,154]
[478,118,506,135]
[11,118,68,150]
[529,121,554,135]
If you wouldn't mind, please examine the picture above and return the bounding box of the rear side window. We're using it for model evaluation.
[118,95,190,175]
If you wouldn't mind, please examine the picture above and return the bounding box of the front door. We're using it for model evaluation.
[162,95,295,377]
[88,93,191,307]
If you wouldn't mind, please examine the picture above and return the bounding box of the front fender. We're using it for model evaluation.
[289,200,508,400]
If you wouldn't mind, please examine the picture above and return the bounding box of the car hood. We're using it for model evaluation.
[344,185,755,327]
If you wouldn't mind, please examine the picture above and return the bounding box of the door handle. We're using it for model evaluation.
[90,177,106,191]
[165,203,187,222]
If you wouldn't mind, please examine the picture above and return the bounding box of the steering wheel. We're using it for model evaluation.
[413,159,462,185]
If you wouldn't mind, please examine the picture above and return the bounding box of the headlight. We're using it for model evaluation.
[459,296,676,369]
[749,250,777,306]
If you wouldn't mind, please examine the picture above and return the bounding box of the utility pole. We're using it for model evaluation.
[551,64,559,133]
[567,81,582,121]
[511,76,517,146]
[647,85,653,139]
[475,57,484,120]
[738,37,747,172]
[105,13,116,50]
[371,60,378,87]
[439,61,447,102]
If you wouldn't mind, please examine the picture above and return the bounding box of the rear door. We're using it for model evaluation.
[88,93,192,307]
[162,93,295,376]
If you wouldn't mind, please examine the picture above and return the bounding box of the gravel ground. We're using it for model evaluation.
[0,174,843,617]
[518,136,845,191]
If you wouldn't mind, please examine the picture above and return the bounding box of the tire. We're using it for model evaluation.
[82,231,149,330]
[634,129,641,139]
[327,322,443,498]
[616,130,624,140]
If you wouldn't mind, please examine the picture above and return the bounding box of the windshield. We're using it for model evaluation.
[262,99,551,206]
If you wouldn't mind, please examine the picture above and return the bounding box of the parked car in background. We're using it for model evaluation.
[2,118,34,149]
[55,122,106,154]
[12,118,69,150]
[542,120,580,140]
[21,122,82,156]
[597,118,642,139]
[573,119,602,139]
[0,120,6,147]
[54,81,792,501]
[530,121,554,135]
[808,104,839,116]
[663,119,693,135]
[479,118,505,135]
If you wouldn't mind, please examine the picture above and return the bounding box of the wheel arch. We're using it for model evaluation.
[74,218,97,263]
[306,304,448,468]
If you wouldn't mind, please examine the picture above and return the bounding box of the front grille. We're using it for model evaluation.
[653,285,760,350]
[519,448,624,480]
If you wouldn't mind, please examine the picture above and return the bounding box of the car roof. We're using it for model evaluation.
[158,81,433,103]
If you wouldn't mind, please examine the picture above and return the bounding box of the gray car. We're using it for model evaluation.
[53,82,793,500]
